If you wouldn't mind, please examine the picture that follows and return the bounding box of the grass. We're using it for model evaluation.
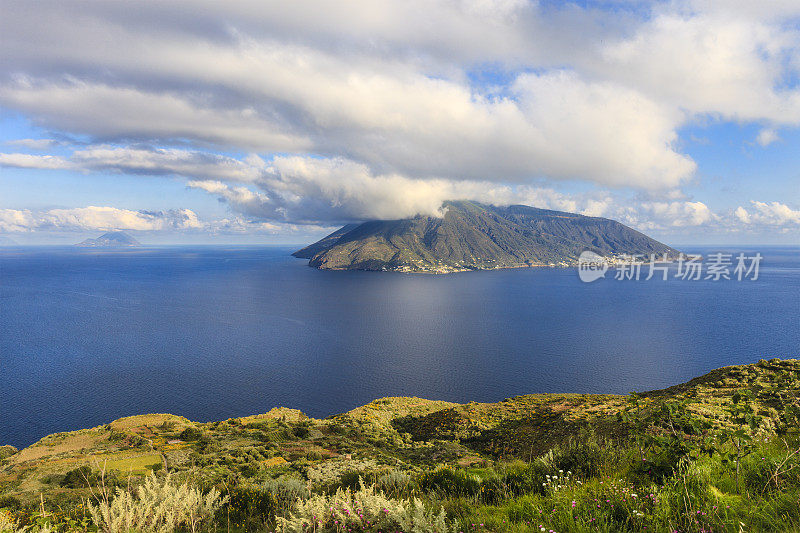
[1,358,799,532]
[97,453,162,475]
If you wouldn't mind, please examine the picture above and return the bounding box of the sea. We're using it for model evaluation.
[1,245,798,448]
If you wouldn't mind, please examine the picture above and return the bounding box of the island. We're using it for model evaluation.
[76,231,141,248]
[294,200,677,272]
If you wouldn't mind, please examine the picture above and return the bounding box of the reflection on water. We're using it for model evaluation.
[1,246,798,447]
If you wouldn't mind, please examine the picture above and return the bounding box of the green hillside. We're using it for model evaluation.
[2,359,799,532]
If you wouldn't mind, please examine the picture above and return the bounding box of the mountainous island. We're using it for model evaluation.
[294,201,676,272]
[76,231,141,248]
[2,359,798,532]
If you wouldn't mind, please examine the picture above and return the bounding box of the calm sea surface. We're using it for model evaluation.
[1,245,798,448]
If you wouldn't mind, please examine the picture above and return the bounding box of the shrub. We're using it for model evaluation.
[179,427,204,441]
[60,465,94,488]
[220,484,277,532]
[375,470,413,497]
[632,442,689,484]
[544,439,608,479]
[0,511,52,533]
[0,446,18,462]
[419,467,481,498]
[276,480,458,533]
[305,450,323,461]
[262,477,310,504]
[293,424,310,439]
[87,472,227,533]
[0,496,21,511]
[338,469,380,491]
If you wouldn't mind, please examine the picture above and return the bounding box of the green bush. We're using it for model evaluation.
[293,424,310,439]
[220,484,277,532]
[375,470,413,497]
[419,467,481,498]
[545,439,608,479]
[179,426,204,441]
[60,465,94,488]
[0,495,21,510]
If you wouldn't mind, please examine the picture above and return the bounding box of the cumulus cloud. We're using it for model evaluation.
[594,199,719,233]
[1,1,799,236]
[0,0,710,190]
[4,138,64,150]
[0,145,267,181]
[0,144,788,241]
[734,201,800,226]
[0,81,309,152]
[756,128,780,147]
[0,153,71,169]
[0,146,588,222]
[0,144,733,233]
[0,206,203,232]
[597,9,800,124]
[0,205,321,236]
[188,154,621,223]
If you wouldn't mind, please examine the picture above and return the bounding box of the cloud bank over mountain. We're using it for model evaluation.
[0,0,798,240]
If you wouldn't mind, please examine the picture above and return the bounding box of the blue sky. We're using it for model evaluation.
[0,1,799,245]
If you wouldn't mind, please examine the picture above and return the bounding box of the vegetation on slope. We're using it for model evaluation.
[1,358,799,532]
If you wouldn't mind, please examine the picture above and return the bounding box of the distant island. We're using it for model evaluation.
[0,235,18,246]
[294,200,676,272]
[76,231,141,248]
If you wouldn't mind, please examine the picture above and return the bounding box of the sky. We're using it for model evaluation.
[0,0,799,245]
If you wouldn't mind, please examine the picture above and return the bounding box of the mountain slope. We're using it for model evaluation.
[294,201,676,272]
[76,231,141,247]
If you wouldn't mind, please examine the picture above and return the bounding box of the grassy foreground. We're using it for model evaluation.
[1,358,799,532]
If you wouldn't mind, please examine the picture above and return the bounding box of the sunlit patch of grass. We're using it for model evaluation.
[97,453,162,474]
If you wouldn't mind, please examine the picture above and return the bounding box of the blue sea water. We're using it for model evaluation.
[1,245,798,448]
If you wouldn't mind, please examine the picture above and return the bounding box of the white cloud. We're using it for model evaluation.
[41,206,201,232]
[187,155,624,223]
[0,1,799,237]
[0,81,310,152]
[0,205,314,235]
[756,128,780,146]
[606,200,718,231]
[0,153,71,169]
[0,209,37,233]
[71,146,268,181]
[734,201,800,226]
[0,64,694,189]
[0,1,706,190]
[734,205,751,224]
[0,146,268,181]
[598,11,800,124]
[4,138,63,150]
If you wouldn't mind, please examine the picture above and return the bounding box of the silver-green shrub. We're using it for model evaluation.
[87,473,227,533]
[276,479,457,533]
